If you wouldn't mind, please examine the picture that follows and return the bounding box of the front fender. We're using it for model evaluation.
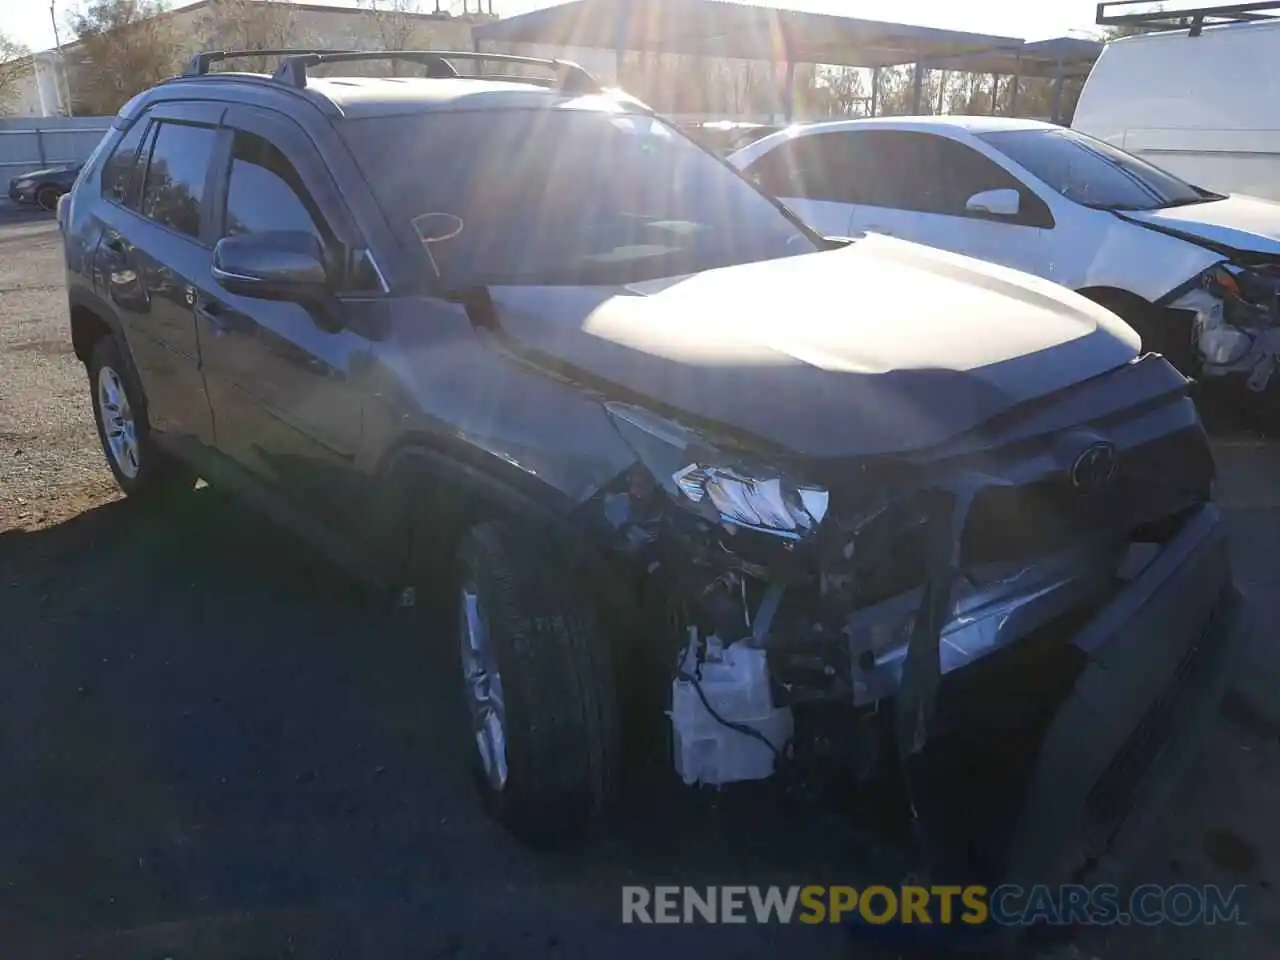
[1064,216,1224,303]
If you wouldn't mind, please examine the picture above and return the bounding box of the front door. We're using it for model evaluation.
[199,107,379,536]
[846,130,1055,279]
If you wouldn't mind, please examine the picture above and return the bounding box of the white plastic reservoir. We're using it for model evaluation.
[670,639,793,786]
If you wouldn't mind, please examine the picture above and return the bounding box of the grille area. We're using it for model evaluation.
[960,426,1214,566]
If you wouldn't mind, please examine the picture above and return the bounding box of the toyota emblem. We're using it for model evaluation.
[1071,442,1118,493]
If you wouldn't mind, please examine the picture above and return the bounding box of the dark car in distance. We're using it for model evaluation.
[58,48,1245,895]
[9,162,83,211]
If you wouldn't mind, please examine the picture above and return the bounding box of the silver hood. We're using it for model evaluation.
[487,235,1141,458]
[1119,193,1280,257]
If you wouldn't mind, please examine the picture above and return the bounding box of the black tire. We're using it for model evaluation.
[455,521,620,846]
[35,185,61,212]
[1083,289,1200,375]
[88,335,194,499]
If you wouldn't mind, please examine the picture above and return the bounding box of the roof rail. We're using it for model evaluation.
[1096,1,1280,37]
[184,48,359,77]
[271,50,603,95]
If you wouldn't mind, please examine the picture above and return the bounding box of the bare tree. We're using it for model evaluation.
[67,0,178,115]
[0,31,32,114]
[826,67,868,117]
[354,0,424,75]
[198,0,307,73]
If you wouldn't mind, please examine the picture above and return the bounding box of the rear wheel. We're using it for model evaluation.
[454,521,620,846]
[88,336,194,499]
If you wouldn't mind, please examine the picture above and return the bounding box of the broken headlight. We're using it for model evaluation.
[606,402,829,541]
[1176,271,1253,366]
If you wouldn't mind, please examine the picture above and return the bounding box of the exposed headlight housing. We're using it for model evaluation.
[674,465,829,538]
[606,402,829,541]
[1173,284,1253,366]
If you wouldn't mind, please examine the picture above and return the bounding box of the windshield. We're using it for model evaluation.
[980,128,1217,211]
[341,108,815,287]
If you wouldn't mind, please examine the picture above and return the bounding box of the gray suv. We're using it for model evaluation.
[60,49,1245,895]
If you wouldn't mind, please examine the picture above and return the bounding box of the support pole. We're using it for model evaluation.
[1010,52,1021,116]
[911,61,924,114]
[613,0,630,85]
[1051,55,1065,124]
[870,66,880,117]
[784,60,796,123]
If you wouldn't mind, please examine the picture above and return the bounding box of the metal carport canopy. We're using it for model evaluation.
[471,0,1023,70]
[928,36,1104,79]
[925,36,1104,123]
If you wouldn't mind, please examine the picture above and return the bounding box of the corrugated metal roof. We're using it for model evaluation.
[473,0,1024,69]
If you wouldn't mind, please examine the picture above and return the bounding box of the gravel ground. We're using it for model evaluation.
[1,204,1278,959]
[0,206,119,530]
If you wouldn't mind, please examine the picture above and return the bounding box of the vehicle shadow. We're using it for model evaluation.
[0,489,859,957]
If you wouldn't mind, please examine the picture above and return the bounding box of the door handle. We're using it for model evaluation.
[195,299,229,336]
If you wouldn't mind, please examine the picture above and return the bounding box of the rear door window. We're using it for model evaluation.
[101,120,150,208]
[138,121,218,240]
[744,132,864,203]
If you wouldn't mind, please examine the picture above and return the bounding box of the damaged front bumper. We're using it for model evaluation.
[996,501,1247,889]
[1169,267,1280,391]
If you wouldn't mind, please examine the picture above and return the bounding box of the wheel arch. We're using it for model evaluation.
[369,435,644,631]
[1077,285,1153,315]
[68,287,125,366]
[1078,285,1200,372]
[370,435,580,581]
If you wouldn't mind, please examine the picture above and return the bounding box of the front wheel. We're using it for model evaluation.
[455,521,620,846]
[35,185,61,212]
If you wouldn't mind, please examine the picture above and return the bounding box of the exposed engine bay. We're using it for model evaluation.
[1164,256,1280,391]
[587,356,1217,825]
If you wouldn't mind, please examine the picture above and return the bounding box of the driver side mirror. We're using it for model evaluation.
[965,188,1021,218]
[212,230,340,327]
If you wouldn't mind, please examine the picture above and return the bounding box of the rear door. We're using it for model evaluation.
[199,105,382,535]
[739,132,860,237]
[93,103,223,449]
[846,130,1055,277]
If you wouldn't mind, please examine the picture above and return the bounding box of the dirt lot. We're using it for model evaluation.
[2,205,1279,958]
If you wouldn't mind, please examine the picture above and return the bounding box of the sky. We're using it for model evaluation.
[5,0,1105,54]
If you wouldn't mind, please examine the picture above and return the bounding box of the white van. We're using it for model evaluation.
[1073,20,1280,201]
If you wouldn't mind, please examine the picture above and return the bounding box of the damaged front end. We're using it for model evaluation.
[586,354,1244,887]
[1167,259,1280,391]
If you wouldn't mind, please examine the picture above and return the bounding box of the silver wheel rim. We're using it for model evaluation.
[97,364,140,479]
[460,583,508,791]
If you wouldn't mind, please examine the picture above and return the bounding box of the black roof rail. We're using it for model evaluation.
[271,50,603,95]
[1096,1,1280,36]
[184,48,359,77]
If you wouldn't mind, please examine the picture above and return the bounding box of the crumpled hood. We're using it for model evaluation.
[486,236,1140,458]
[1119,194,1280,256]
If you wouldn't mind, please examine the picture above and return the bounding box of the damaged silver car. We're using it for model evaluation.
[64,53,1250,897]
